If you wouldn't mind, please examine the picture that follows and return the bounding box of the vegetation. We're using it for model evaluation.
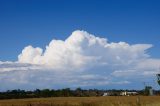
[0,88,102,99]
[0,88,158,99]
[144,86,152,96]
[0,88,160,106]
[0,96,160,106]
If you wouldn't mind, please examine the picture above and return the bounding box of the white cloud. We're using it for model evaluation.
[0,30,159,90]
[17,30,153,70]
[18,46,43,64]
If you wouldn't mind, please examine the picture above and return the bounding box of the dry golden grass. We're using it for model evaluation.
[0,96,160,106]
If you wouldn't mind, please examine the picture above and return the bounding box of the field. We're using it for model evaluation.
[0,96,160,106]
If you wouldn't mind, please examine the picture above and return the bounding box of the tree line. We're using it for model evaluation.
[0,88,159,99]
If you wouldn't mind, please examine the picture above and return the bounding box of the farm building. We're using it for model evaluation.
[120,91,138,96]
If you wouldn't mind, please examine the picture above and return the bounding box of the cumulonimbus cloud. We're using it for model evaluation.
[18,30,153,70]
[0,30,159,90]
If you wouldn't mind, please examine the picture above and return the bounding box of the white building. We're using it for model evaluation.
[120,91,138,96]
[103,92,109,96]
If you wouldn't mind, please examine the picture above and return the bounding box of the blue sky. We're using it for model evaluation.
[0,0,160,61]
[0,0,160,90]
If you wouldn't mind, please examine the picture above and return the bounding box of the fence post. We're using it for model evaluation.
[136,96,141,106]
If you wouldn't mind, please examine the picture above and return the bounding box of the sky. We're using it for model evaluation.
[0,0,160,90]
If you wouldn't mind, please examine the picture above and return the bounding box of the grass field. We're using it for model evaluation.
[0,96,160,106]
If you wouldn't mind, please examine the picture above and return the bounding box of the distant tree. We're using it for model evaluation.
[144,86,152,96]
[41,89,51,97]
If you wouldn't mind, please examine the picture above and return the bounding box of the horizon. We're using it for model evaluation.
[0,0,160,91]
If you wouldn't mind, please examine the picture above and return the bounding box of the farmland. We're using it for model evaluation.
[0,96,160,106]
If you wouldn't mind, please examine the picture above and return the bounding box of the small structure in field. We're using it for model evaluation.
[149,88,154,96]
